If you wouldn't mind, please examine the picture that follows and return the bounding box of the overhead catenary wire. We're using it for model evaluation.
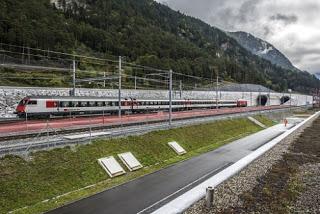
[0,42,238,90]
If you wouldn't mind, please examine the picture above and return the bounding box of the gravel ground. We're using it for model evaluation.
[292,163,320,213]
[185,114,318,214]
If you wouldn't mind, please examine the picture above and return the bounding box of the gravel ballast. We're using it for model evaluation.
[185,113,319,214]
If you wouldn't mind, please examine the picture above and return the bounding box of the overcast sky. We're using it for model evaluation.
[155,0,320,74]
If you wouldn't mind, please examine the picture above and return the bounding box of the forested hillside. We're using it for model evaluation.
[0,0,318,93]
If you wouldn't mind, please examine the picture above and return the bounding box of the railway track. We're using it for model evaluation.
[0,117,22,124]
[0,106,304,157]
[0,106,297,142]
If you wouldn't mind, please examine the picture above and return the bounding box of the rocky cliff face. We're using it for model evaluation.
[50,0,86,10]
[229,31,299,71]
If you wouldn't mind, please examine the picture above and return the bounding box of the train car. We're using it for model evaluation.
[237,99,248,107]
[15,96,247,118]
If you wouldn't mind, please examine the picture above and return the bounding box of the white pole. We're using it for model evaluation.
[169,69,172,126]
[216,70,219,109]
[179,80,182,99]
[135,76,137,90]
[73,59,76,96]
[268,89,271,106]
[103,71,106,88]
[118,56,122,118]
[206,187,214,208]
[25,111,28,132]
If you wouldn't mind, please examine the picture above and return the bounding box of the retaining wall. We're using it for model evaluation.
[0,86,313,117]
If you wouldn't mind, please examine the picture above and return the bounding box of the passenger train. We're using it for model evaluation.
[15,96,248,118]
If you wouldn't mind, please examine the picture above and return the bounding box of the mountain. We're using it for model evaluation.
[229,31,298,71]
[0,0,319,93]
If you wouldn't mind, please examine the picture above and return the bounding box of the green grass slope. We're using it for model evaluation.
[0,117,274,213]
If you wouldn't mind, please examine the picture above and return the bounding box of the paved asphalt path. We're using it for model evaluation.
[47,124,288,214]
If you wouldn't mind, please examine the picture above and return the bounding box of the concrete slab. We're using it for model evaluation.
[168,141,186,155]
[63,132,111,140]
[118,152,143,171]
[98,156,126,178]
[248,116,267,128]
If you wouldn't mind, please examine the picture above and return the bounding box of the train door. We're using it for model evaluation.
[130,98,138,112]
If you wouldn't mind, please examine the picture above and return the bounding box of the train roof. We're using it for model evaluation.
[23,96,238,102]
[25,96,116,100]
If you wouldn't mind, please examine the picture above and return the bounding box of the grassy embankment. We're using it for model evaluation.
[0,116,273,214]
[254,115,277,127]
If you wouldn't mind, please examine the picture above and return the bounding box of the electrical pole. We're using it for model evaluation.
[103,71,106,88]
[216,69,219,109]
[258,89,261,106]
[169,69,173,126]
[289,89,292,111]
[268,89,271,106]
[28,47,31,64]
[72,59,76,96]
[179,80,182,99]
[118,56,122,118]
[21,46,25,63]
[135,76,137,90]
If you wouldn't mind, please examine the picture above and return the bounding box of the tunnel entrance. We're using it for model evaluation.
[257,95,268,106]
[280,96,290,104]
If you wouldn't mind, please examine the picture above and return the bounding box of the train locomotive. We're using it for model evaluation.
[15,96,248,118]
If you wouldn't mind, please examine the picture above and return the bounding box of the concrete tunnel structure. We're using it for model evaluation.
[280,96,291,105]
[256,94,269,106]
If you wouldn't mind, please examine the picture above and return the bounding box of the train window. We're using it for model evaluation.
[59,101,68,107]
[80,102,87,107]
[89,101,95,107]
[19,99,28,106]
[68,101,74,107]
[27,100,37,105]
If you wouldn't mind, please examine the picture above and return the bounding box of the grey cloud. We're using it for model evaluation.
[263,26,272,37]
[270,13,298,25]
[157,0,320,74]
[238,0,261,23]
